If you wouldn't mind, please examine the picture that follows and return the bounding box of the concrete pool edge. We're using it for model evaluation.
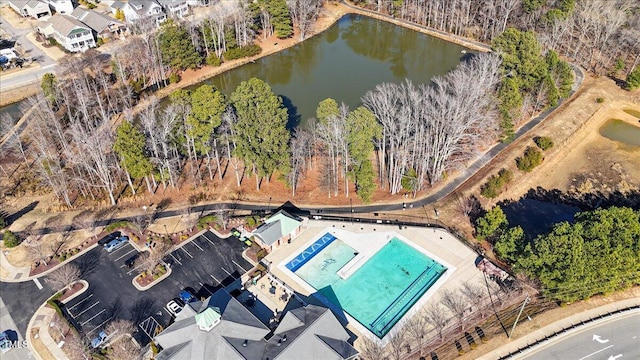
[277,227,457,344]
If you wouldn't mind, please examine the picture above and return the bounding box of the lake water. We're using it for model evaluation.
[599,119,640,148]
[190,14,470,127]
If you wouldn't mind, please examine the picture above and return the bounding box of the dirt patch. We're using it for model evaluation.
[0,5,33,30]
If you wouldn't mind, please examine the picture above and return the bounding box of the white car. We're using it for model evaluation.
[166,300,183,317]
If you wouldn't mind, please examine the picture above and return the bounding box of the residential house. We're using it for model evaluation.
[252,210,304,252]
[154,288,358,360]
[7,0,51,19]
[37,14,95,52]
[111,0,166,25]
[157,0,189,18]
[44,0,73,14]
[70,8,126,41]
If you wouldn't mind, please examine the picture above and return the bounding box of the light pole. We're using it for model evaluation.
[268,197,272,214]
[164,224,169,237]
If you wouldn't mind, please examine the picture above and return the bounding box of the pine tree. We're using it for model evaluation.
[231,78,290,189]
[114,120,154,193]
[188,84,226,155]
[158,20,203,70]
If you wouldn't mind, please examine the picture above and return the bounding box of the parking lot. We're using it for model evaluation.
[63,230,253,344]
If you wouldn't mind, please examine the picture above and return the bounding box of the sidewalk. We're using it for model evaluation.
[479,297,640,359]
[0,247,31,281]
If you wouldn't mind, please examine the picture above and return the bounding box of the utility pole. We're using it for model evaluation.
[484,272,509,337]
[509,296,531,338]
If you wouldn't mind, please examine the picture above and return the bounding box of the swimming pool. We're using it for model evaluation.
[293,237,447,338]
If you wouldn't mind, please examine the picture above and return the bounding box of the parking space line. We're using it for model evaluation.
[210,274,222,285]
[170,253,183,266]
[126,263,146,276]
[86,316,112,336]
[191,240,205,252]
[109,244,132,255]
[202,235,215,246]
[200,283,213,296]
[220,267,236,279]
[81,308,106,326]
[180,246,193,259]
[67,294,94,311]
[115,248,137,262]
[232,260,249,273]
[74,301,100,318]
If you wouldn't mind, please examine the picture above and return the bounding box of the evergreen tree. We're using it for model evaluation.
[316,98,340,124]
[475,206,508,241]
[41,73,57,105]
[346,106,381,202]
[231,78,290,189]
[627,67,640,90]
[188,85,226,155]
[158,20,203,70]
[114,120,154,192]
[268,0,293,39]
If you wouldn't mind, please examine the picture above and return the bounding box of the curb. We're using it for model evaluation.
[131,266,172,291]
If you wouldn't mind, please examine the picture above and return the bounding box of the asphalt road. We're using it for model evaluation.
[521,311,640,360]
[0,13,56,91]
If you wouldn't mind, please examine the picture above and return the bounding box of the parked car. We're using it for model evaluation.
[124,253,140,268]
[0,331,10,353]
[166,299,184,317]
[230,228,241,237]
[104,236,128,253]
[243,239,253,247]
[98,231,121,246]
[179,289,196,304]
[90,331,108,349]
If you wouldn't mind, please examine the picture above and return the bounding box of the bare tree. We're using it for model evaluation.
[63,331,90,360]
[105,319,135,338]
[72,210,99,239]
[387,327,407,360]
[423,302,450,341]
[359,336,386,360]
[45,263,81,291]
[110,336,141,360]
[405,311,430,357]
[287,0,323,40]
[441,288,470,330]
[138,241,172,275]
[461,281,488,318]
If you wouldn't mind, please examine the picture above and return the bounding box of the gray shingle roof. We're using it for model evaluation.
[46,14,90,37]
[71,8,123,33]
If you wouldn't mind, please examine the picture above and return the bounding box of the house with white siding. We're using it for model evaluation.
[7,0,51,19]
[37,14,95,52]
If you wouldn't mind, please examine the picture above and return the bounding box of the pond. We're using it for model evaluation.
[189,14,470,127]
[0,101,25,124]
[599,119,640,148]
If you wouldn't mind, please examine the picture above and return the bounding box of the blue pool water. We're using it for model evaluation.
[285,233,337,272]
[294,237,447,338]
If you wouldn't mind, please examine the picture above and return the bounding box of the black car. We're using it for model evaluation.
[98,231,122,246]
[124,253,140,268]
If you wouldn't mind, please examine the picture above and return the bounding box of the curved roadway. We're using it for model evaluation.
[517,311,640,360]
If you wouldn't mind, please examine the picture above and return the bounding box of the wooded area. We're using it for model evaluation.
[477,206,640,303]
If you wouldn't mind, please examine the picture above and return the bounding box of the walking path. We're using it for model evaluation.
[480,297,640,359]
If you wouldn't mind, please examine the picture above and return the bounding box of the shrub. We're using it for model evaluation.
[169,73,181,84]
[3,230,20,248]
[245,216,256,228]
[48,37,58,46]
[596,97,605,103]
[223,45,262,61]
[206,54,222,67]
[197,214,218,230]
[534,136,554,151]
[626,66,640,90]
[480,169,513,198]
[516,146,544,172]
[0,215,7,229]
[104,220,132,232]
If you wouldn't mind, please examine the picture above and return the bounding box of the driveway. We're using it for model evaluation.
[0,10,55,91]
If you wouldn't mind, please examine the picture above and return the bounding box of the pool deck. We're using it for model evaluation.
[251,220,485,344]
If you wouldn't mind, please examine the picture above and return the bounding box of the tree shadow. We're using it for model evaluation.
[129,297,157,325]
[106,296,124,320]
[75,252,101,278]
[5,201,39,227]
[280,94,301,130]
